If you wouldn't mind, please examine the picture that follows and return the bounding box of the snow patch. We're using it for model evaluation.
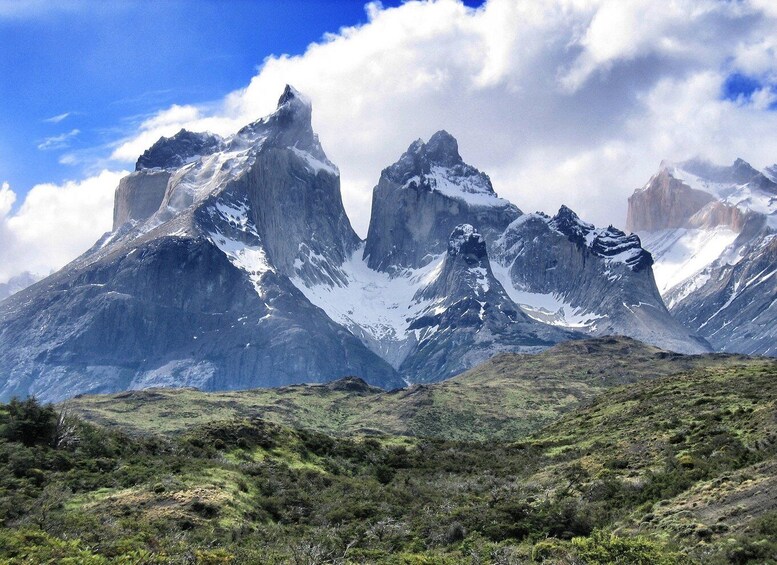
[490,261,604,330]
[291,244,445,368]
[639,227,739,295]
[290,147,338,176]
[406,165,510,208]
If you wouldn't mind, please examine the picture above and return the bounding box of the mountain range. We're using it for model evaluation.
[2,85,771,402]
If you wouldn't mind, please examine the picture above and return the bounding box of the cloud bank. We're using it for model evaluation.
[0,170,127,281]
[6,0,777,281]
[106,0,777,237]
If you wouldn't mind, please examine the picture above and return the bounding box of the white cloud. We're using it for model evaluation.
[43,111,72,124]
[82,0,777,238]
[37,128,80,150]
[0,170,127,282]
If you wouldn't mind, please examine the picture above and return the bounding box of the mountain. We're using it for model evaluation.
[628,159,777,355]
[293,130,707,382]
[489,206,709,353]
[398,224,579,383]
[363,130,521,271]
[0,272,40,302]
[0,87,708,402]
[0,86,402,402]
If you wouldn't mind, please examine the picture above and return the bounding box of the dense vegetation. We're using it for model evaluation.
[1,347,776,563]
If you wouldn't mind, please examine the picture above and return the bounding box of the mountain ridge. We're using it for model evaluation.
[0,86,710,401]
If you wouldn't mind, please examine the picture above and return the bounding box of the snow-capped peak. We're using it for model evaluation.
[276,84,311,110]
[383,131,510,208]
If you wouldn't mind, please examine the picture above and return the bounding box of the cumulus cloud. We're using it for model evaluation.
[95,0,777,236]
[0,170,127,282]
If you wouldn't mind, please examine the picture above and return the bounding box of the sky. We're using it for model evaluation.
[1,0,777,282]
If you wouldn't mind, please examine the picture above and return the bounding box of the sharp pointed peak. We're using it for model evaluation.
[277,84,311,110]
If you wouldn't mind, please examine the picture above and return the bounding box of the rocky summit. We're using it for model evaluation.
[0,87,711,402]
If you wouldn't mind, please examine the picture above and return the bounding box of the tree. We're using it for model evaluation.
[2,396,58,447]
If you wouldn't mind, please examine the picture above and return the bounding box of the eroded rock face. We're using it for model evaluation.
[364,131,521,271]
[626,168,715,232]
[113,169,171,229]
[492,208,710,355]
[136,130,223,171]
[685,201,748,231]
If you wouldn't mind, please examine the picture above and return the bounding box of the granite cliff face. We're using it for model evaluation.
[113,169,171,229]
[400,225,578,382]
[489,207,709,354]
[626,167,715,232]
[363,131,521,272]
[628,159,777,356]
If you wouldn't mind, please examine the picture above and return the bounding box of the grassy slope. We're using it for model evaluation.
[522,360,777,551]
[1,352,776,563]
[68,336,757,441]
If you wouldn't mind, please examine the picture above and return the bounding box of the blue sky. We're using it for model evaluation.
[1,0,777,282]
[0,0,482,203]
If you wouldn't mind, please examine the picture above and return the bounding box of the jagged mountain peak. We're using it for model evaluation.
[418,224,500,304]
[277,84,310,109]
[545,205,652,272]
[629,157,777,235]
[364,130,519,271]
[231,85,326,162]
[672,157,775,191]
[549,205,594,244]
[267,84,313,130]
[403,223,580,382]
[424,130,462,166]
[629,158,777,357]
[136,129,224,171]
[403,130,461,165]
[385,130,492,193]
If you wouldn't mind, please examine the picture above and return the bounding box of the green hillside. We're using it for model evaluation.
[1,339,775,563]
[68,337,755,441]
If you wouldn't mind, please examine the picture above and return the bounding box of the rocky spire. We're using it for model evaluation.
[364,131,520,271]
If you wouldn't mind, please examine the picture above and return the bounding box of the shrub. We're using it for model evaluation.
[571,530,682,564]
